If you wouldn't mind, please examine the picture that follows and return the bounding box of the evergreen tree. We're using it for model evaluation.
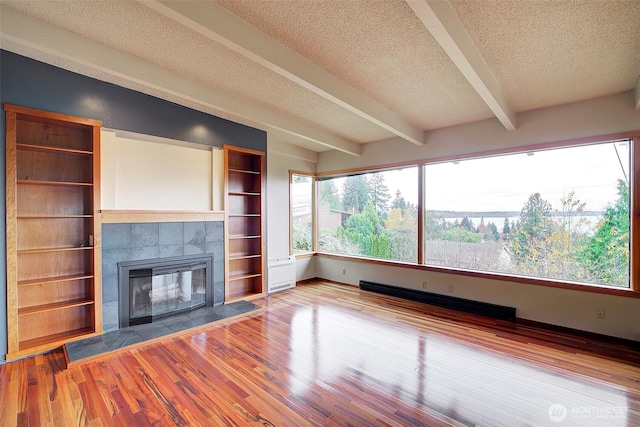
[391,190,407,212]
[369,233,392,259]
[342,175,369,213]
[502,217,511,236]
[318,179,341,210]
[368,173,391,220]
[487,222,499,241]
[344,201,384,256]
[510,193,555,275]
[460,216,475,232]
[424,211,442,239]
[578,179,629,286]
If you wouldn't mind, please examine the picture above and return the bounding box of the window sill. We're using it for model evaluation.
[315,252,640,298]
[292,251,315,259]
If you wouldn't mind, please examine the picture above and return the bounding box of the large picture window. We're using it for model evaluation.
[424,140,631,288]
[295,135,636,292]
[318,168,419,263]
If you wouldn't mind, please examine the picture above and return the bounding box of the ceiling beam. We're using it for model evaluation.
[143,0,425,146]
[0,5,361,156]
[268,139,319,164]
[407,0,517,131]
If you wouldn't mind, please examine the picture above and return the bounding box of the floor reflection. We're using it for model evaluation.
[289,304,629,426]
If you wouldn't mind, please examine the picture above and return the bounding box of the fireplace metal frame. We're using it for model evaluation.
[117,254,214,328]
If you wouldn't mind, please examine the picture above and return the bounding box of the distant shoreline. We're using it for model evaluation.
[428,210,603,219]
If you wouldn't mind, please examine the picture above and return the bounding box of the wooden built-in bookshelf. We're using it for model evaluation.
[224,145,266,301]
[5,104,102,360]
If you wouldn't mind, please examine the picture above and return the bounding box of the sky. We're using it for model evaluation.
[422,140,630,213]
[322,139,631,215]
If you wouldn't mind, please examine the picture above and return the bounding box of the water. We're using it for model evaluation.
[439,215,603,234]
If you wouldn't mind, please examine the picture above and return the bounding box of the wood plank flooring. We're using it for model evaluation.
[1,280,639,426]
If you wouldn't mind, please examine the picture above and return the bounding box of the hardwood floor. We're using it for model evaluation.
[1,280,639,426]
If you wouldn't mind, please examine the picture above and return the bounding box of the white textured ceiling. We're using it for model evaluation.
[1,0,639,156]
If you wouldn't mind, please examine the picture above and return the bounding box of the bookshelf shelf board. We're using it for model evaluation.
[18,274,94,287]
[17,143,93,156]
[18,299,95,316]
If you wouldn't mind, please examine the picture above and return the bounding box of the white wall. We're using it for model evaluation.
[101,130,223,210]
[318,91,640,172]
[268,91,640,341]
[266,142,317,281]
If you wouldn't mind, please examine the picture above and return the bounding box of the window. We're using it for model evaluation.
[291,173,314,253]
[317,167,419,263]
[305,135,637,292]
[423,140,632,288]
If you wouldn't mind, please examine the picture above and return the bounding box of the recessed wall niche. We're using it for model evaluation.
[101,130,224,211]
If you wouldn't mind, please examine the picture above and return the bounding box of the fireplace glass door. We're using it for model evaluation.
[129,262,207,325]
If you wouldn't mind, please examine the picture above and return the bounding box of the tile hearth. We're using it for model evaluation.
[65,301,259,364]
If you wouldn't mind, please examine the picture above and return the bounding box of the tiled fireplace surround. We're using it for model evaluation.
[101,221,225,332]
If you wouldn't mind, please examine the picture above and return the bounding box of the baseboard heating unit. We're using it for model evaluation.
[359,280,516,321]
[268,256,296,293]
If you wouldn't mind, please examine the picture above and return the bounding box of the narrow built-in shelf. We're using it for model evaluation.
[229,235,261,240]
[227,293,262,302]
[228,191,260,196]
[18,274,94,287]
[229,254,261,260]
[229,272,262,281]
[224,145,265,303]
[228,168,260,175]
[17,179,93,187]
[19,328,95,352]
[18,214,93,219]
[18,246,93,255]
[5,104,102,361]
[18,298,94,316]
[17,143,93,156]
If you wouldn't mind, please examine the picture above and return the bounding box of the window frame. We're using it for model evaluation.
[293,131,640,297]
[289,170,316,255]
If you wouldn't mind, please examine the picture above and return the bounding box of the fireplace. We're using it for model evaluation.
[117,254,214,328]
